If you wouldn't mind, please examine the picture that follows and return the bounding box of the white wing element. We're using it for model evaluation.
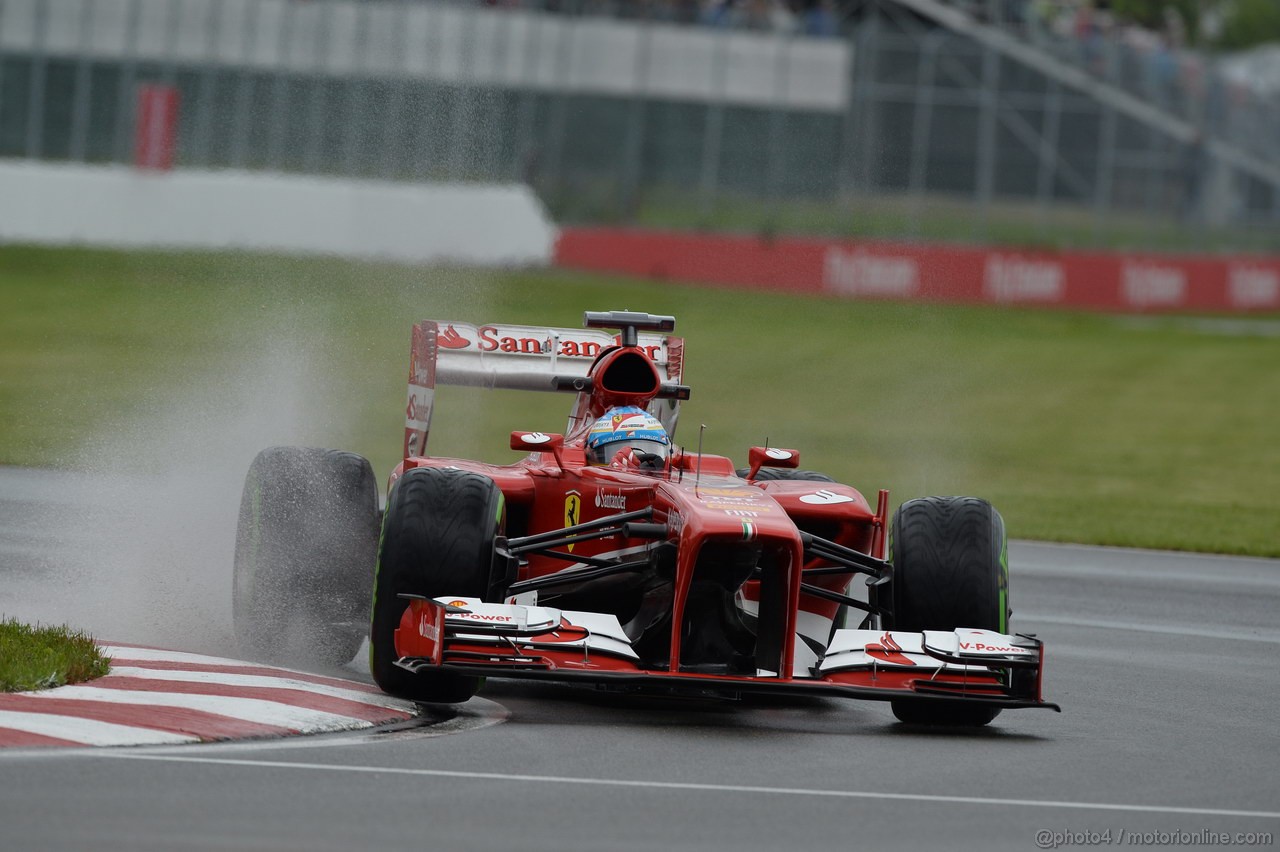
[815,628,1039,675]
[405,319,685,458]
[433,597,640,661]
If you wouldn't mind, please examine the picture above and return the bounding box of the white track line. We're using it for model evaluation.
[0,712,198,746]
[1019,613,1280,644]
[25,687,370,731]
[1012,539,1280,566]
[103,755,1280,820]
[105,667,414,710]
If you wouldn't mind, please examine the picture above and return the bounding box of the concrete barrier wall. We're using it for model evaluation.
[0,161,556,265]
[556,227,1280,314]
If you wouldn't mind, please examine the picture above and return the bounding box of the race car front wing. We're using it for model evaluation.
[392,596,1059,711]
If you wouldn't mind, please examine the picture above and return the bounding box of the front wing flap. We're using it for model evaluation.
[392,597,1058,711]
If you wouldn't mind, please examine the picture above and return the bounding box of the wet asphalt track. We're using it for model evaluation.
[1,467,1278,851]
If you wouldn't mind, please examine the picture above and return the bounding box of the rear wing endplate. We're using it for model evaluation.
[404,320,685,459]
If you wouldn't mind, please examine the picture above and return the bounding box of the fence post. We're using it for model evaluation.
[841,9,880,228]
[0,0,6,152]
[304,1,334,174]
[545,1,578,213]
[513,4,544,184]
[1091,41,1119,247]
[113,0,144,165]
[69,0,96,163]
[481,10,510,183]
[973,36,1000,241]
[23,0,49,159]
[416,1,445,180]
[230,1,262,169]
[266,0,299,171]
[191,0,222,168]
[342,0,372,176]
[765,32,794,232]
[698,27,730,227]
[159,0,181,88]
[907,32,943,238]
[449,6,480,181]
[1141,46,1167,249]
[620,12,654,221]
[383,0,413,180]
[1034,79,1062,243]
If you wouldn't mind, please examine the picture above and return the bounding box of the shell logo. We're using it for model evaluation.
[447,600,469,607]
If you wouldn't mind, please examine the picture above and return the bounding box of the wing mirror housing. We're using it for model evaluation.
[511,431,566,471]
[510,431,564,453]
[745,446,800,480]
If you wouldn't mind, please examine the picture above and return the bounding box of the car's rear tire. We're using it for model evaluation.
[369,467,504,703]
[881,496,1009,727]
[233,447,378,668]
[735,467,862,633]
[735,467,835,483]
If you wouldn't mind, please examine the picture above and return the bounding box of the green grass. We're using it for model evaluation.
[584,187,1280,255]
[2,244,1279,556]
[0,618,111,692]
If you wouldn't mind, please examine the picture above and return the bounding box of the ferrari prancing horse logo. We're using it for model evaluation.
[564,491,581,552]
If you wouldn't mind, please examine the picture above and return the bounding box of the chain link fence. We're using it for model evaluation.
[1,0,1276,252]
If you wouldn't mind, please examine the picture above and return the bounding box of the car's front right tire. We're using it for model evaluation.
[880,495,1010,727]
[369,467,504,703]
[233,447,378,668]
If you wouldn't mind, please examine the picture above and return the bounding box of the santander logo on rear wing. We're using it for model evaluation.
[404,320,685,460]
[436,322,671,365]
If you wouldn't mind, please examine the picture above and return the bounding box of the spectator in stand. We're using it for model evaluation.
[1148,33,1179,104]
[1074,2,1103,73]
[701,0,737,28]
[800,0,838,37]
[718,0,789,32]
[671,0,700,24]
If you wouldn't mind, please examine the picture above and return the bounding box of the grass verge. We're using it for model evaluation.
[2,244,1278,556]
[0,618,111,692]
[570,186,1280,255]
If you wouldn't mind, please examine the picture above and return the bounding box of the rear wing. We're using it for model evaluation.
[404,320,685,459]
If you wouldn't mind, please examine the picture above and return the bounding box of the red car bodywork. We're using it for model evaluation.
[385,313,1054,712]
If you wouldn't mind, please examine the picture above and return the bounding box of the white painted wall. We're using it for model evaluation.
[0,161,556,265]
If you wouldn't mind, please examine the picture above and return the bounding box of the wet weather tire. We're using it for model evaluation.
[735,468,835,483]
[882,496,1009,727]
[735,467,848,631]
[370,467,504,703]
[233,447,379,668]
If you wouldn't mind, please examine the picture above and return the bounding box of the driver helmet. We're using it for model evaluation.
[585,406,671,467]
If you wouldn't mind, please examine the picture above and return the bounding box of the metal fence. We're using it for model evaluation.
[1,0,1276,252]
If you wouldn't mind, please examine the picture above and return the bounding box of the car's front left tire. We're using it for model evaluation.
[369,467,505,703]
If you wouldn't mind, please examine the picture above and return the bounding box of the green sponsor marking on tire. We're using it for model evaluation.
[369,485,394,673]
[998,530,1010,634]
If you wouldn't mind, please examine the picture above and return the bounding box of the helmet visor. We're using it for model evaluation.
[587,437,670,466]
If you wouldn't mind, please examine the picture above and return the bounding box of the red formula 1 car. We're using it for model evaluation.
[233,311,1057,726]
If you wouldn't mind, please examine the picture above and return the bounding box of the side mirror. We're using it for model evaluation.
[745,446,799,480]
[510,431,564,453]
